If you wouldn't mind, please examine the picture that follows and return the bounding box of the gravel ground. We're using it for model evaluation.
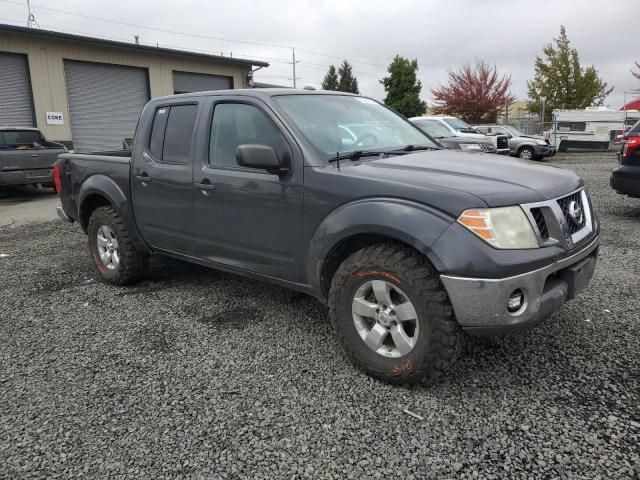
[1,152,638,479]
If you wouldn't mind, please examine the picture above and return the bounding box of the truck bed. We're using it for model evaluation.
[57,151,132,225]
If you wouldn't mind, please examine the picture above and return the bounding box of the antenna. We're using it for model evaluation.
[26,0,40,28]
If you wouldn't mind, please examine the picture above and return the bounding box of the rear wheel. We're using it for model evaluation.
[88,206,148,285]
[328,243,463,384]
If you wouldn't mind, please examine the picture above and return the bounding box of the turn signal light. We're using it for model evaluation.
[457,210,495,241]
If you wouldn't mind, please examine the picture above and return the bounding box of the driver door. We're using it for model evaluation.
[192,98,303,282]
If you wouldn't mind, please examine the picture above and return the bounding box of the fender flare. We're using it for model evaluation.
[305,198,454,296]
[77,174,149,252]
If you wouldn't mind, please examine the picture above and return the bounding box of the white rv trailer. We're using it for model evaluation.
[550,107,640,151]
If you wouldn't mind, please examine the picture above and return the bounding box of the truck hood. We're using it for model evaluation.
[345,149,582,207]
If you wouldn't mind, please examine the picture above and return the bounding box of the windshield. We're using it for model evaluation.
[412,119,452,139]
[503,125,525,136]
[273,94,437,155]
[442,117,472,130]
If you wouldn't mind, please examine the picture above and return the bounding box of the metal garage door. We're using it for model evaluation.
[0,52,34,127]
[173,71,233,94]
[64,60,149,152]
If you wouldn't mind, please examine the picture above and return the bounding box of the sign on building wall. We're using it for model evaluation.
[46,112,64,125]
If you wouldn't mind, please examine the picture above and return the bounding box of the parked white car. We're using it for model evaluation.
[412,116,510,154]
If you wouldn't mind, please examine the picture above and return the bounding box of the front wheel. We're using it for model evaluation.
[88,206,149,285]
[518,146,536,160]
[328,243,463,384]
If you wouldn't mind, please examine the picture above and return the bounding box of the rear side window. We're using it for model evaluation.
[0,130,45,149]
[148,104,197,164]
[149,108,169,159]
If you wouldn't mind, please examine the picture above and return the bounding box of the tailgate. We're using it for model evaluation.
[0,148,64,172]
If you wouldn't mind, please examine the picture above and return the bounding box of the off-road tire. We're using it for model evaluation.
[328,243,464,384]
[87,206,148,285]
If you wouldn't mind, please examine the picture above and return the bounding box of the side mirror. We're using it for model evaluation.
[236,144,288,174]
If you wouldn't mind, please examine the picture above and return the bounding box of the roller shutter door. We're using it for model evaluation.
[173,71,233,94]
[0,52,34,127]
[64,60,149,152]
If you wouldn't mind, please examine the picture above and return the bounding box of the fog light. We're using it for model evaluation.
[507,289,524,313]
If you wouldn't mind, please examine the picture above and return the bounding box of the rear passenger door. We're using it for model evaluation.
[131,101,200,254]
[191,97,303,282]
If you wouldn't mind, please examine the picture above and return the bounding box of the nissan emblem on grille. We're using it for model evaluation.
[568,200,584,226]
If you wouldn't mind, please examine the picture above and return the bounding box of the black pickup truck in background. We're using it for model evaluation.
[55,89,600,384]
[0,127,66,189]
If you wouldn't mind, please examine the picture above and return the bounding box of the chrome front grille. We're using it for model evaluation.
[523,188,594,250]
[480,143,497,153]
[530,208,549,240]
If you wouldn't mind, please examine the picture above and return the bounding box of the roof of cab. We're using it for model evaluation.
[151,88,361,103]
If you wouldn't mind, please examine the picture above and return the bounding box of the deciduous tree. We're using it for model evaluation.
[527,26,613,121]
[381,55,426,117]
[430,60,514,123]
[631,61,640,93]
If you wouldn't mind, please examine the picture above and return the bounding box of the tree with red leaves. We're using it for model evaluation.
[430,60,514,123]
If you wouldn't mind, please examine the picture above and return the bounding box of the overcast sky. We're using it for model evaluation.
[3,0,639,108]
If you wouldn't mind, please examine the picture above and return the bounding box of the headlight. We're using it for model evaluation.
[459,143,482,151]
[457,206,538,249]
[535,139,547,146]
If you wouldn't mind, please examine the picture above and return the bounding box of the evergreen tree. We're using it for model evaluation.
[337,60,359,94]
[380,55,426,117]
[321,65,339,91]
[527,26,613,121]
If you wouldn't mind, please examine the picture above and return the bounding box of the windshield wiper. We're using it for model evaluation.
[393,144,439,153]
[328,150,387,163]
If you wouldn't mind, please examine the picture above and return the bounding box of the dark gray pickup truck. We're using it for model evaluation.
[56,89,600,384]
[1,127,66,189]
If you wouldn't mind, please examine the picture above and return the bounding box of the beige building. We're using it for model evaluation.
[0,23,268,151]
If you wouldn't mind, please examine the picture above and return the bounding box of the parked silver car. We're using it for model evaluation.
[474,124,556,161]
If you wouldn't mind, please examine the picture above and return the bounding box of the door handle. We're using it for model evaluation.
[135,174,152,183]
[30,154,40,158]
[194,182,216,191]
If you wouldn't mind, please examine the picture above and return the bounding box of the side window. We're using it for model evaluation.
[148,104,197,164]
[209,103,285,168]
[149,107,169,159]
[163,105,198,164]
[558,122,586,132]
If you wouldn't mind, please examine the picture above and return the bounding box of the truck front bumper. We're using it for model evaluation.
[440,235,599,335]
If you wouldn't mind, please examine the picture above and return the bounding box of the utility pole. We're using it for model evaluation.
[26,0,38,28]
[504,98,509,125]
[290,48,300,88]
[540,97,546,135]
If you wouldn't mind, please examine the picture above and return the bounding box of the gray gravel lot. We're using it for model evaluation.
[1,152,638,479]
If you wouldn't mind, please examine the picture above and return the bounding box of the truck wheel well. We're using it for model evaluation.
[79,194,112,232]
[320,234,421,299]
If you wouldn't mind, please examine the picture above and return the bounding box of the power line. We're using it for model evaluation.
[0,0,390,70]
